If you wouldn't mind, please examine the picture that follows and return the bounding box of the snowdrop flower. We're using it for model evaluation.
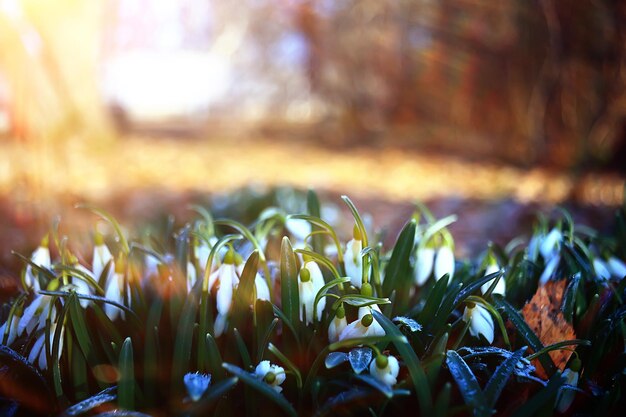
[187,261,197,293]
[285,218,311,244]
[209,249,239,337]
[434,244,455,282]
[539,254,560,286]
[0,313,19,345]
[413,245,435,286]
[104,257,127,321]
[463,303,494,344]
[92,233,113,281]
[18,292,55,336]
[328,305,347,343]
[339,304,385,341]
[593,258,611,281]
[298,261,326,324]
[540,228,562,260]
[555,358,581,413]
[369,354,400,387]
[24,235,51,292]
[184,372,211,402]
[481,257,505,296]
[69,256,95,309]
[235,254,271,302]
[344,225,364,289]
[28,322,64,370]
[255,360,286,393]
[607,257,626,279]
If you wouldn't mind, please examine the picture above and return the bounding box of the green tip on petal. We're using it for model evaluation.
[376,354,389,369]
[223,248,236,265]
[361,282,373,297]
[361,314,373,327]
[264,371,276,384]
[352,224,362,241]
[94,231,104,246]
[300,267,311,282]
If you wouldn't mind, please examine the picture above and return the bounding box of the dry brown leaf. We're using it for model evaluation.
[522,280,576,379]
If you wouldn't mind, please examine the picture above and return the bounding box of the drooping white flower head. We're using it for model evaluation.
[235,256,271,302]
[209,249,240,337]
[339,305,385,341]
[344,225,364,289]
[187,261,197,293]
[298,261,326,324]
[607,257,626,279]
[255,360,286,393]
[24,235,51,292]
[70,258,95,309]
[481,259,505,296]
[328,305,348,343]
[18,293,55,336]
[434,244,455,283]
[285,218,312,243]
[369,354,400,387]
[555,358,581,413]
[92,234,114,282]
[0,314,19,345]
[463,303,494,344]
[103,256,128,321]
[184,372,211,402]
[28,322,64,370]
[593,258,611,281]
[540,228,562,260]
[539,254,560,286]
[413,246,435,286]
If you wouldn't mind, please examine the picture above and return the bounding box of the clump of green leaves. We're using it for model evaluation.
[0,190,625,417]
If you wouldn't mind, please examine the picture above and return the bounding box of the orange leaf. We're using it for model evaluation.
[522,280,576,379]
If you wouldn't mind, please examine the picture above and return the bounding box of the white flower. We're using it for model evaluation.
[413,247,434,286]
[607,257,626,279]
[71,263,95,309]
[285,218,311,243]
[434,245,455,282]
[187,261,197,293]
[539,254,560,286]
[0,314,19,345]
[540,228,562,260]
[184,372,211,402]
[344,237,363,289]
[24,237,51,291]
[328,311,348,343]
[463,304,494,344]
[104,270,126,321]
[555,368,579,413]
[339,305,385,341]
[593,258,611,281]
[92,241,113,281]
[28,322,64,370]
[235,261,271,302]
[481,263,505,296]
[209,251,239,336]
[18,293,54,336]
[255,360,286,393]
[369,354,400,387]
[298,261,326,324]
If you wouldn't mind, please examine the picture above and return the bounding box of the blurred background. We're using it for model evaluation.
[1,0,625,276]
